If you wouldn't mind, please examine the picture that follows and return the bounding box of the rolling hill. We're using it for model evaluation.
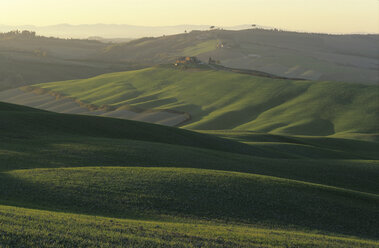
[0,101,378,247]
[98,29,379,84]
[4,64,376,138]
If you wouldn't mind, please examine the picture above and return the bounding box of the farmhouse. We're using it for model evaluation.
[175,56,201,66]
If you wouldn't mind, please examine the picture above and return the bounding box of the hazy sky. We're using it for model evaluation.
[1,0,378,33]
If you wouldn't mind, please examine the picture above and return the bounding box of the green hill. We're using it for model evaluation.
[0,101,379,247]
[33,65,379,137]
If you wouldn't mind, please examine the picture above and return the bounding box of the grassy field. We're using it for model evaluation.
[33,65,379,137]
[0,101,379,247]
[182,40,219,56]
[2,205,377,248]
[1,167,378,238]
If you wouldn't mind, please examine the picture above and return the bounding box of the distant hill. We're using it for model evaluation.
[2,65,377,137]
[0,31,145,91]
[98,29,379,84]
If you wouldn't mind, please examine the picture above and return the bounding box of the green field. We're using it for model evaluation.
[34,65,379,137]
[0,101,378,247]
[3,205,377,248]
[1,167,378,237]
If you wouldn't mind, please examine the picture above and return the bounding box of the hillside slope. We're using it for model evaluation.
[1,167,378,239]
[1,101,379,193]
[0,88,190,126]
[99,29,379,84]
[1,101,378,193]
[21,65,379,137]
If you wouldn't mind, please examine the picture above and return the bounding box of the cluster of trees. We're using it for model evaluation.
[0,30,102,43]
[0,30,37,40]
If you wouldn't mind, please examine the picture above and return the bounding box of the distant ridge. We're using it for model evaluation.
[1,23,376,40]
[0,24,258,39]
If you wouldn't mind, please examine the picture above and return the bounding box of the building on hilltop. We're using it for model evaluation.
[174,56,201,66]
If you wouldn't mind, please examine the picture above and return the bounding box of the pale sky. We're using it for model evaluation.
[1,0,378,33]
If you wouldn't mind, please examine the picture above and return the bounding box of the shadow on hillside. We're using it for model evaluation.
[1,135,379,194]
[0,169,378,240]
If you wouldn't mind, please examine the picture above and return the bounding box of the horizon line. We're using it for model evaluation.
[0,23,377,36]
